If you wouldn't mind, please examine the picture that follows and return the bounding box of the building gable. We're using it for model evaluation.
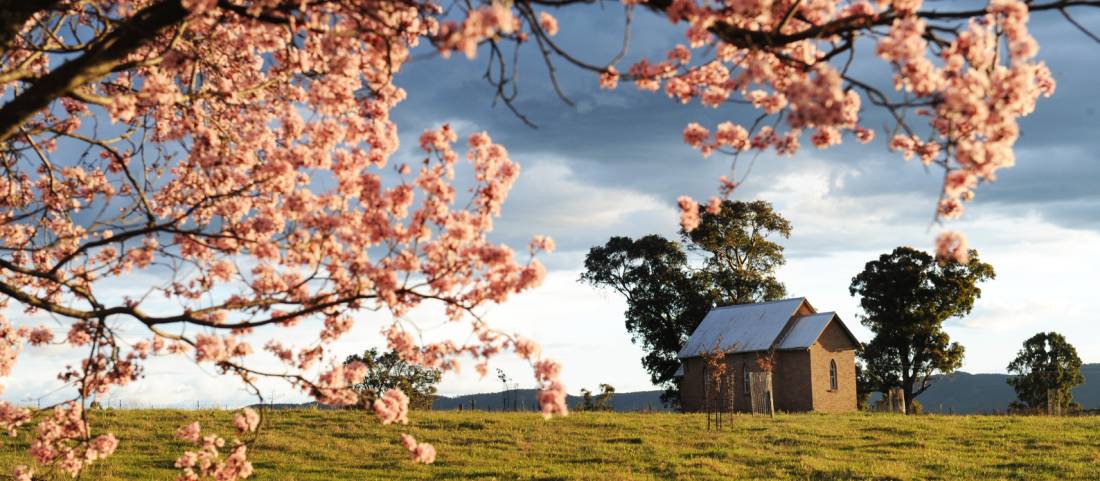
[812,318,861,352]
[777,313,860,351]
[677,298,813,359]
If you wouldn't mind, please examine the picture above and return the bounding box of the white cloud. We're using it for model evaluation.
[495,156,679,255]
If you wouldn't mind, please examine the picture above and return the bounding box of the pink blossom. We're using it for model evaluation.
[528,235,555,254]
[891,0,923,15]
[29,403,116,476]
[935,231,969,264]
[88,433,119,460]
[944,170,978,199]
[855,127,875,144]
[706,197,722,215]
[539,12,559,36]
[399,433,437,464]
[677,196,701,232]
[1,401,31,436]
[194,334,229,363]
[1,318,25,382]
[682,123,710,150]
[599,67,620,90]
[514,337,541,360]
[373,388,410,425]
[177,422,202,443]
[320,316,354,342]
[66,322,92,346]
[718,176,738,197]
[938,198,965,219]
[13,466,33,481]
[534,359,568,419]
[715,122,748,150]
[234,408,260,433]
[27,327,53,346]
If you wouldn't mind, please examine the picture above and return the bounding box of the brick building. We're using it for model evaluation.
[676,298,860,413]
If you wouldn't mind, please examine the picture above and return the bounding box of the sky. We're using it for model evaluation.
[3,5,1100,408]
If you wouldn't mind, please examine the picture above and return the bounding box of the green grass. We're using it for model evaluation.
[3,410,1099,480]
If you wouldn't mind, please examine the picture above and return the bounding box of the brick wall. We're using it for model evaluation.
[808,319,858,412]
[680,356,704,412]
[773,350,813,412]
[680,350,818,412]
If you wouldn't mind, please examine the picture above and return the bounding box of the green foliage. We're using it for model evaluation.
[682,200,790,302]
[1006,332,1084,411]
[6,410,1100,480]
[576,384,616,411]
[850,246,994,414]
[345,348,442,410]
[580,200,790,405]
[855,360,874,411]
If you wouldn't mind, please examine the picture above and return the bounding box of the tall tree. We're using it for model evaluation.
[850,246,994,413]
[345,349,442,411]
[581,200,790,405]
[1006,332,1084,412]
[684,200,791,303]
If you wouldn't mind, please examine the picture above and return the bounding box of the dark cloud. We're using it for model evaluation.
[385,4,1100,265]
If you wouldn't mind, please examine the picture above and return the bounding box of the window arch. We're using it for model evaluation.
[829,359,839,391]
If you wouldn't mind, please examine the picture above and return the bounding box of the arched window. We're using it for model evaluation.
[829,359,838,391]
[742,365,750,395]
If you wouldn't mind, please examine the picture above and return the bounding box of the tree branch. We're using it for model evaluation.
[0,0,188,143]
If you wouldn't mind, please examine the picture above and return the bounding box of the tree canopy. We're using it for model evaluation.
[581,199,790,405]
[1006,332,1084,411]
[850,246,995,413]
[345,349,443,411]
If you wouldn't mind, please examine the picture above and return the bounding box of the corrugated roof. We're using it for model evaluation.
[777,312,836,350]
[677,298,807,358]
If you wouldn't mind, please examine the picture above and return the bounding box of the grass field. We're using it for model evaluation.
[2,409,1099,480]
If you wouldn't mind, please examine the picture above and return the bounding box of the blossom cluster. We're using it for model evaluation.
[28,403,118,477]
[173,409,259,481]
[600,0,1053,259]
[0,0,566,475]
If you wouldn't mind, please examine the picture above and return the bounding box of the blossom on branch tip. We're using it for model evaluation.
[539,12,559,36]
[678,196,701,232]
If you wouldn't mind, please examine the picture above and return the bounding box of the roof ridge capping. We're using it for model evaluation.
[711,297,806,310]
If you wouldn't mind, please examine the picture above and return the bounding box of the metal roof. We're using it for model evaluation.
[677,298,808,358]
[777,312,836,350]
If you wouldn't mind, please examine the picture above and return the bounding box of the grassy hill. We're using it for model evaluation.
[2,410,1099,480]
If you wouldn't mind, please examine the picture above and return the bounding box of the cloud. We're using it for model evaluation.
[493,157,678,259]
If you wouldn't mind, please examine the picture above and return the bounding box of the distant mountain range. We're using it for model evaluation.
[432,364,1100,414]
[892,363,1100,413]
